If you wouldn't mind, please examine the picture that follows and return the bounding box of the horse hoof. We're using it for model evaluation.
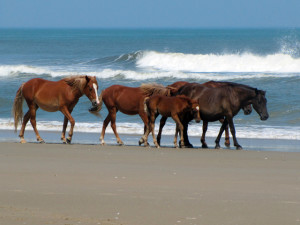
[138,139,144,146]
[20,139,27,144]
[225,142,230,148]
[179,140,193,148]
[236,146,243,150]
[118,142,124,146]
[215,145,221,149]
[66,138,72,144]
[37,138,45,143]
[202,144,208,148]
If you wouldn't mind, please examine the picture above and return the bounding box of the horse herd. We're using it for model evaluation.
[12,75,269,150]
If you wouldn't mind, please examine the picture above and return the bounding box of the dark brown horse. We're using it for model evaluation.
[142,95,201,148]
[177,82,269,149]
[94,83,170,146]
[12,76,99,144]
[157,81,252,147]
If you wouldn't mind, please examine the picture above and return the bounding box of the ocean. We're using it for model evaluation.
[0,28,299,147]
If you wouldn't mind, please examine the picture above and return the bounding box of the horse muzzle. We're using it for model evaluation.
[92,100,98,107]
[195,118,201,123]
[260,114,269,121]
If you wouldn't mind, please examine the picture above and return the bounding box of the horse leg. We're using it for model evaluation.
[29,104,44,143]
[172,115,185,148]
[227,117,242,150]
[60,107,75,144]
[110,108,124,146]
[142,120,151,147]
[61,116,68,144]
[220,118,230,147]
[61,108,74,144]
[150,112,159,148]
[100,113,111,145]
[201,121,209,148]
[180,122,193,148]
[157,116,167,146]
[173,123,179,148]
[215,120,228,149]
[19,110,30,144]
[138,112,149,146]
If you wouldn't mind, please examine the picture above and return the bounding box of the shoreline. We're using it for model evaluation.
[1,129,300,152]
[1,142,300,225]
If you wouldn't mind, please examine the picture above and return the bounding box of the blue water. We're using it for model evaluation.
[0,28,299,144]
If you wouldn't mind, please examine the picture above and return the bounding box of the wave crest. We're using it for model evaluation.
[137,51,300,73]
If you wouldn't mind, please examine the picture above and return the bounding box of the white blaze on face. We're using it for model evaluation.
[196,106,200,111]
[93,83,100,104]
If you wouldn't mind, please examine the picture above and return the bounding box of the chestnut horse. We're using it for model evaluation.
[94,83,170,146]
[12,76,99,144]
[143,95,201,148]
[157,81,252,147]
[177,82,269,149]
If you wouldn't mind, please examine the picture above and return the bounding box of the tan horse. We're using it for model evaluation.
[12,75,99,144]
[143,95,201,148]
[93,83,170,146]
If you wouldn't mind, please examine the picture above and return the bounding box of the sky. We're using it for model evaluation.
[0,0,300,28]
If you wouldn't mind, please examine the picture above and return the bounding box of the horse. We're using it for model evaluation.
[93,83,170,146]
[177,82,269,149]
[157,81,252,147]
[142,95,201,148]
[12,75,99,144]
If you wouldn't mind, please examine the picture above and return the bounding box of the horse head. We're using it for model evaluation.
[252,89,269,121]
[83,76,100,107]
[242,104,252,115]
[191,100,201,123]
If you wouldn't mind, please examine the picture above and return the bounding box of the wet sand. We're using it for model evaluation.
[1,142,300,225]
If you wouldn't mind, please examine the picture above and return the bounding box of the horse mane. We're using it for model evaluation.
[140,83,170,96]
[221,82,257,92]
[63,76,87,93]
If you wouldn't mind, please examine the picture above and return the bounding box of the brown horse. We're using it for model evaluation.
[142,95,201,148]
[177,82,269,149]
[12,76,99,144]
[94,83,170,146]
[157,81,252,147]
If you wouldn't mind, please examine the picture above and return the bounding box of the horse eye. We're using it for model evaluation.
[89,87,92,91]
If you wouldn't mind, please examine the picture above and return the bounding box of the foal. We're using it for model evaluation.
[142,95,201,148]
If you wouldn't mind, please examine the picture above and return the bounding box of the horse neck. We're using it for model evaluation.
[234,86,256,105]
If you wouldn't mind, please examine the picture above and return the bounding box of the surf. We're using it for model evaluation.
[136,51,300,73]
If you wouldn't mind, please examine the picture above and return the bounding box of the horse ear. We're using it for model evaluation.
[85,75,90,83]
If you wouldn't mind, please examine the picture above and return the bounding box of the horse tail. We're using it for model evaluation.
[143,97,150,114]
[12,83,24,133]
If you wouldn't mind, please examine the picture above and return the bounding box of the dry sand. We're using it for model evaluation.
[0,142,300,225]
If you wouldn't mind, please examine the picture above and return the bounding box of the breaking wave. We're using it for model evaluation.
[137,51,300,73]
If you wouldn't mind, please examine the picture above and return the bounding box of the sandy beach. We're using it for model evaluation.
[0,142,300,225]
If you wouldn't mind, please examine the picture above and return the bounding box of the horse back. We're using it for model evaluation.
[102,85,145,114]
[148,95,190,117]
[22,78,74,111]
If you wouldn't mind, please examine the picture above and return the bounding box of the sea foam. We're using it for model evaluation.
[136,51,300,73]
[1,119,299,140]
